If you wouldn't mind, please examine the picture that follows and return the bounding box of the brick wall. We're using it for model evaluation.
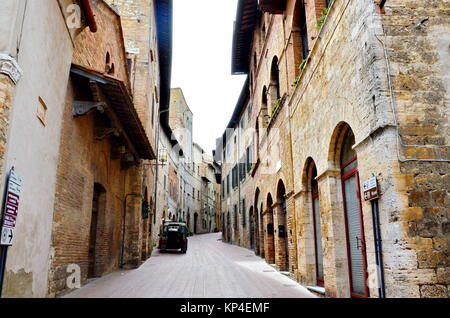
[48,1,148,296]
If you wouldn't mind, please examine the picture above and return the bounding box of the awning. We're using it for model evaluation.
[71,65,155,160]
[231,0,258,74]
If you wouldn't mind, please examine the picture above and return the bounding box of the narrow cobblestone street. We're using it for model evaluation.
[64,233,315,298]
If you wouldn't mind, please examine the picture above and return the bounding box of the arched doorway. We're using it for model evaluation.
[226,212,231,242]
[187,213,191,233]
[249,206,255,250]
[259,202,265,258]
[340,127,369,297]
[141,187,149,261]
[254,188,264,256]
[310,163,324,286]
[265,193,275,264]
[194,212,198,234]
[88,183,106,278]
[276,180,289,271]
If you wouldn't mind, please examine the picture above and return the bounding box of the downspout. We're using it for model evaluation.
[81,0,97,33]
[371,199,386,297]
[283,10,297,276]
[154,109,170,225]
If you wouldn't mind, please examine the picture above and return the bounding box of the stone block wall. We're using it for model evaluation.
[380,0,450,298]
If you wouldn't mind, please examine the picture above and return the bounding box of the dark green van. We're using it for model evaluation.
[158,222,188,253]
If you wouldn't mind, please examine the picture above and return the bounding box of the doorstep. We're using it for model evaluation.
[306,285,326,297]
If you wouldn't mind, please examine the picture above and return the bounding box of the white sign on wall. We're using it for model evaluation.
[0,169,22,246]
[363,176,379,201]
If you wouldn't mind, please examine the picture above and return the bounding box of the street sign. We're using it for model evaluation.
[0,169,22,246]
[363,176,379,201]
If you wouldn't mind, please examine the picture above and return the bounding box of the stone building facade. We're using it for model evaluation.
[153,121,182,241]
[154,88,221,235]
[169,88,195,226]
[191,143,205,233]
[219,0,449,298]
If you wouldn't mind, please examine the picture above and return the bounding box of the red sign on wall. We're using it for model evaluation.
[1,169,22,246]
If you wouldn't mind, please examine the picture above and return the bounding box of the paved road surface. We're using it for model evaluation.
[64,232,316,298]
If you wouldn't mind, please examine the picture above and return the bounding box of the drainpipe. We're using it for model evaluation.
[121,192,142,267]
[81,0,97,32]
[371,198,386,298]
[153,109,170,228]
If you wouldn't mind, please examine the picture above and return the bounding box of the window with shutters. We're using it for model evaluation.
[221,181,225,198]
[239,159,246,183]
[232,165,238,189]
[246,146,252,173]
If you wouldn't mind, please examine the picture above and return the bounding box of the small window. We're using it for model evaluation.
[105,52,115,75]
[150,49,154,62]
[36,97,48,126]
[127,58,133,76]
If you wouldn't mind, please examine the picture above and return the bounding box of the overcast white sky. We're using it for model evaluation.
[171,0,246,155]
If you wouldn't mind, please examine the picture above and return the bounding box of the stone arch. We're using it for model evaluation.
[328,121,355,170]
[249,206,255,250]
[292,0,309,74]
[304,158,325,286]
[254,187,264,256]
[329,123,369,297]
[269,56,281,113]
[264,192,275,264]
[276,179,290,271]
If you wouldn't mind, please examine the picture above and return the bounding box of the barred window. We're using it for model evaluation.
[246,146,253,173]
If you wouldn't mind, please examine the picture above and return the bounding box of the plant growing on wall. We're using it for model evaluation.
[273,98,282,112]
[299,58,307,71]
[316,8,329,30]
[292,58,309,88]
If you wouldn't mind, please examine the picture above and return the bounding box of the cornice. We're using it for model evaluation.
[0,54,23,84]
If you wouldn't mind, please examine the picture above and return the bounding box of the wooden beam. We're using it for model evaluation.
[89,81,140,164]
